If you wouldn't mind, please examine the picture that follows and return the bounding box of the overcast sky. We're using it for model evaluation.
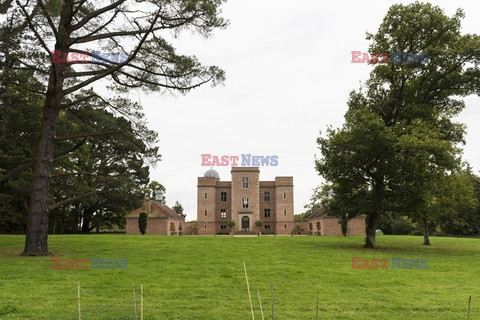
[137,0,480,220]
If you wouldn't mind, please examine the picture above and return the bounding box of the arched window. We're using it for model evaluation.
[241,216,250,231]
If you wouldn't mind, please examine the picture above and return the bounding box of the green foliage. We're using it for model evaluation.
[316,2,480,247]
[293,212,310,222]
[187,221,198,235]
[303,185,323,217]
[377,213,416,235]
[293,224,304,235]
[255,220,262,228]
[227,220,235,228]
[147,181,166,201]
[172,200,185,218]
[44,0,62,17]
[3,0,228,254]
[138,212,148,235]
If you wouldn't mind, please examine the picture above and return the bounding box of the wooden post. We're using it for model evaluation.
[315,292,319,320]
[270,284,275,320]
[243,262,255,320]
[140,285,144,320]
[467,295,471,320]
[77,283,81,320]
[257,290,264,320]
[133,287,137,320]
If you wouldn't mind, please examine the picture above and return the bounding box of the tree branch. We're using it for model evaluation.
[55,130,128,141]
[70,0,125,32]
[15,0,51,56]
[63,9,161,95]
[49,190,99,211]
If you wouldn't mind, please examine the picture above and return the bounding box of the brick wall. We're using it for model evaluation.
[347,216,366,236]
[126,218,140,234]
[231,167,260,232]
[197,177,217,235]
[295,222,311,235]
[306,216,366,236]
[259,186,276,230]
[275,177,294,235]
[146,218,168,235]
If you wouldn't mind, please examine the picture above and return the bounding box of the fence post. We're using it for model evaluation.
[257,290,264,320]
[133,287,138,320]
[243,262,255,320]
[466,295,471,320]
[77,283,81,320]
[141,285,144,320]
[270,284,275,320]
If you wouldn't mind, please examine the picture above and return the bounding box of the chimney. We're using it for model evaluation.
[155,190,164,204]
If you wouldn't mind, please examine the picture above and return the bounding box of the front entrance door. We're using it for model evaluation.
[241,216,250,231]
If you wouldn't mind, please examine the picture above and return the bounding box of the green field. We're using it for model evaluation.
[0,235,478,319]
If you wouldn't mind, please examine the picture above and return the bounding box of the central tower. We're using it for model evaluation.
[231,167,260,232]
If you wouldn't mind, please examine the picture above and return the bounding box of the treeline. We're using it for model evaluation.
[0,28,160,233]
[303,170,480,237]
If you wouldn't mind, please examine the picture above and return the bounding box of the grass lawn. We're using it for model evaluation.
[0,234,479,319]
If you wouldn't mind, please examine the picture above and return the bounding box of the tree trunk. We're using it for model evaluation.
[365,213,377,248]
[365,177,384,249]
[422,216,431,245]
[22,103,60,255]
[81,215,91,233]
[22,0,73,255]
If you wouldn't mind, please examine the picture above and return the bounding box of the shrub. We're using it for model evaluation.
[138,211,148,235]
[294,224,304,235]
[255,220,263,236]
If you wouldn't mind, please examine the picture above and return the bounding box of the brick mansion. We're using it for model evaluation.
[125,166,366,236]
[197,167,294,235]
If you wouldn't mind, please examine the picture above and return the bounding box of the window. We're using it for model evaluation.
[264,208,271,218]
[205,192,207,199]
[283,192,287,199]
[220,225,227,230]
[284,224,287,229]
[220,192,227,202]
[284,209,287,216]
[242,177,249,188]
[264,192,270,201]
[220,209,227,218]
[204,225,207,229]
[204,210,207,216]
[264,224,271,230]
[242,197,249,208]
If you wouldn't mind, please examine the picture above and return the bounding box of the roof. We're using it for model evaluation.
[204,168,220,179]
[306,208,326,221]
[126,200,184,221]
